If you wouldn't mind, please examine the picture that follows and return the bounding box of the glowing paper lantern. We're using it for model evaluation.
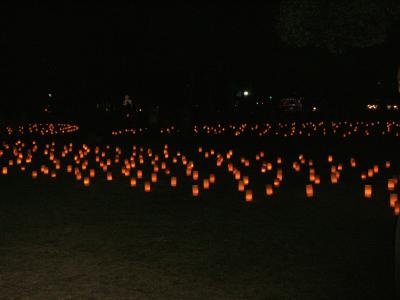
[385,161,391,168]
[330,174,338,184]
[373,165,379,174]
[209,174,216,184]
[328,155,333,163]
[90,169,95,178]
[364,185,372,198]
[314,175,321,185]
[130,178,137,187]
[367,169,373,177]
[306,184,314,197]
[144,181,151,192]
[243,176,249,185]
[1,167,7,175]
[245,190,253,202]
[238,181,245,192]
[137,170,143,179]
[203,179,210,190]
[361,172,367,180]
[192,185,199,196]
[171,176,177,187]
[390,193,398,207]
[192,171,199,181]
[151,173,157,183]
[32,170,38,179]
[107,172,113,181]
[388,179,396,191]
[266,184,273,196]
[274,178,280,187]
[84,177,90,187]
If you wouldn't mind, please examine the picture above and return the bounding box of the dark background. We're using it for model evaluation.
[1,3,400,119]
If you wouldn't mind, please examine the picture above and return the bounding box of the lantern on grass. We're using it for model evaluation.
[394,203,400,216]
[367,169,373,177]
[314,175,320,185]
[107,172,113,181]
[238,181,245,192]
[274,178,280,187]
[144,181,151,192]
[84,177,90,187]
[209,174,215,184]
[245,190,253,202]
[385,161,391,168]
[390,193,398,207]
[266,184,273,196]
[171,176,177,187]
[330,174,338,184]
[388,179,396,191]
[2,167,7,175]
[306,184,314,197]
[51,170,57,178]
[192,171,199,181]
[276,169,283,181]
[90,169,95,178]
[373,165,379,174]
[130,178,137,187]
[137,170,143,179]
[234,171,241,180]
[151,173,157,183]
[32,170,38,179]
[328,155,333,163]
[361,172,367,180]
[203,179,210,190]
[364,185,372,198]
[350,158,356,168]
[192,185,199,196]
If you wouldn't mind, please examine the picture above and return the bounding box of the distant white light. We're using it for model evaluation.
[243,91,249,96]
[312,106,317,111]
[48,93,52,97]
[366,104,378,110]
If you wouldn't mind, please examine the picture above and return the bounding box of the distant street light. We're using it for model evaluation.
[243,91,250,97]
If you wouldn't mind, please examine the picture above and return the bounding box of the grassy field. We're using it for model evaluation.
[0,135,398,299]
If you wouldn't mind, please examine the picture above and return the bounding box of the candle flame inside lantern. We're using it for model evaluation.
[364,185,372,198]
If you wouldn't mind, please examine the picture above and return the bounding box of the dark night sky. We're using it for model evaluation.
[1,3,400,110]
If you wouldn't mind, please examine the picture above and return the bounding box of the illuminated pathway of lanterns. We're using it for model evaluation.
[110,121,400,138]
[1,138,399,216]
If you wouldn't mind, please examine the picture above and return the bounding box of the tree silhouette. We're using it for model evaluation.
[277,0,400,53]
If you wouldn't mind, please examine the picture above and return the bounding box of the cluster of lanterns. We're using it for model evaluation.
[1,138,399,216]
[3,123,79,136]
